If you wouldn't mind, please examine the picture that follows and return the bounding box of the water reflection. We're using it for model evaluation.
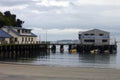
[116,44,120,69]
[31,50,117,69]
[79,54,111,64]
[0,49,50,63]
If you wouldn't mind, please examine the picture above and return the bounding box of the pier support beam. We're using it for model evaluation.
[51,45,56,53]
[60,45,64,53]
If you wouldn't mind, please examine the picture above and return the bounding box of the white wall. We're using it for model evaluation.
[79,29,110,45]
[2,27,37,44]
[17,36,37,44]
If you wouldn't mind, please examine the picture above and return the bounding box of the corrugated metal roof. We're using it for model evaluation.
[31,33,37,37]
[4,26,37,37]
[5,26,20,36]
[0,30,13,38]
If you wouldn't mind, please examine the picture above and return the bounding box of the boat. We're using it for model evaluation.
[104,50,110,53]
[90,49,99,54]
[70,49,76,53]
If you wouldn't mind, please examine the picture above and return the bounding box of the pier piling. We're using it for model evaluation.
[0,44,48,61]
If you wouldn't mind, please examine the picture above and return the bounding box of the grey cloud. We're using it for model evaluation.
[29,5,63,12]
[0,0,119,40]
[0,0,33,6]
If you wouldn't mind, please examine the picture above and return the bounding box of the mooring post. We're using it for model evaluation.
[60,45,64,53]
[68,44,72,53]
[51,44,56,53]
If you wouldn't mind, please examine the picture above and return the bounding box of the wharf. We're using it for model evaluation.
[0,43,117,60]
[50,43,117,54]
[76,44,117,53]
[0,44,48,60]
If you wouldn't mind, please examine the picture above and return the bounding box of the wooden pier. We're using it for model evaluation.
[76,44,117,54]
[50,43,117,54]
[0,44,49,61]
[0,43,117,61]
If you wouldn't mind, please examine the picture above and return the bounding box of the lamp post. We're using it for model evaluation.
[46,29,47,44]
[39,34,41,43]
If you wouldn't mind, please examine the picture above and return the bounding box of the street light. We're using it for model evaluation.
[46,29,47,43]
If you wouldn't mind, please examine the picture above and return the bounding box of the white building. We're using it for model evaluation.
[0,26,37,44]
[78,29,110,45]
[0,29,13,44]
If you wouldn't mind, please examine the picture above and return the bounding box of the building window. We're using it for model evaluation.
[22,30,24,33]
[91,34,94,36]
[25,30,27,33]
[102,39,107,42]
[29,37,30,41]
[22,37,24,42]
[99,34,104,36]
[84,40,95,42]
[15,38,17,42]
[25,37,27,41]
[31,38,33,42]
[18,30,20,33]
[79,34,81,39]
[84,34,89,36]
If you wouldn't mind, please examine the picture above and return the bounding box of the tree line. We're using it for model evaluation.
[0,11,24,28]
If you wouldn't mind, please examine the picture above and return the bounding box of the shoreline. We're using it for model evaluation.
[0,63,120,80]
[0,61,119,70]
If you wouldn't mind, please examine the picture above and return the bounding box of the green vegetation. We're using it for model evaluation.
[0,11,24,28]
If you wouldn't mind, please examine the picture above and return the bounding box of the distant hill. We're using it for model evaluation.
[0,11,24,28]
[51,39,80,44]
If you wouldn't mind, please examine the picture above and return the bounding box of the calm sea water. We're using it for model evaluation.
[13,44,120,69]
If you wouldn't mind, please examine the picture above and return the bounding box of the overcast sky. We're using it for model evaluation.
[0,0,120,41]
